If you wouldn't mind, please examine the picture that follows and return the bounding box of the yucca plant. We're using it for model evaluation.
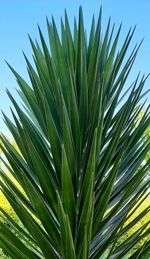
[0,7,150,259]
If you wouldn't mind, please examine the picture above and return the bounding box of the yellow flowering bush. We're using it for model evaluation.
[0,187,18,222]
[118,195,150,256]
[0,174,19,222]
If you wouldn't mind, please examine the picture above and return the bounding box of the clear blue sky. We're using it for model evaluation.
[0,0,150,135]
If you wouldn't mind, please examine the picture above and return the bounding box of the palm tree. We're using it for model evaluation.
[0,7,150,259]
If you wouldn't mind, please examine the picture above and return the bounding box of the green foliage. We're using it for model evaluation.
[0,7,150,259]
[137,110,150,161]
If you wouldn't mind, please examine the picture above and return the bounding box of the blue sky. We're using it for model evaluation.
[0,0,150,134]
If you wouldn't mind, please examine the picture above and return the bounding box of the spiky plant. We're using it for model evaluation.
[0,7,150,259]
